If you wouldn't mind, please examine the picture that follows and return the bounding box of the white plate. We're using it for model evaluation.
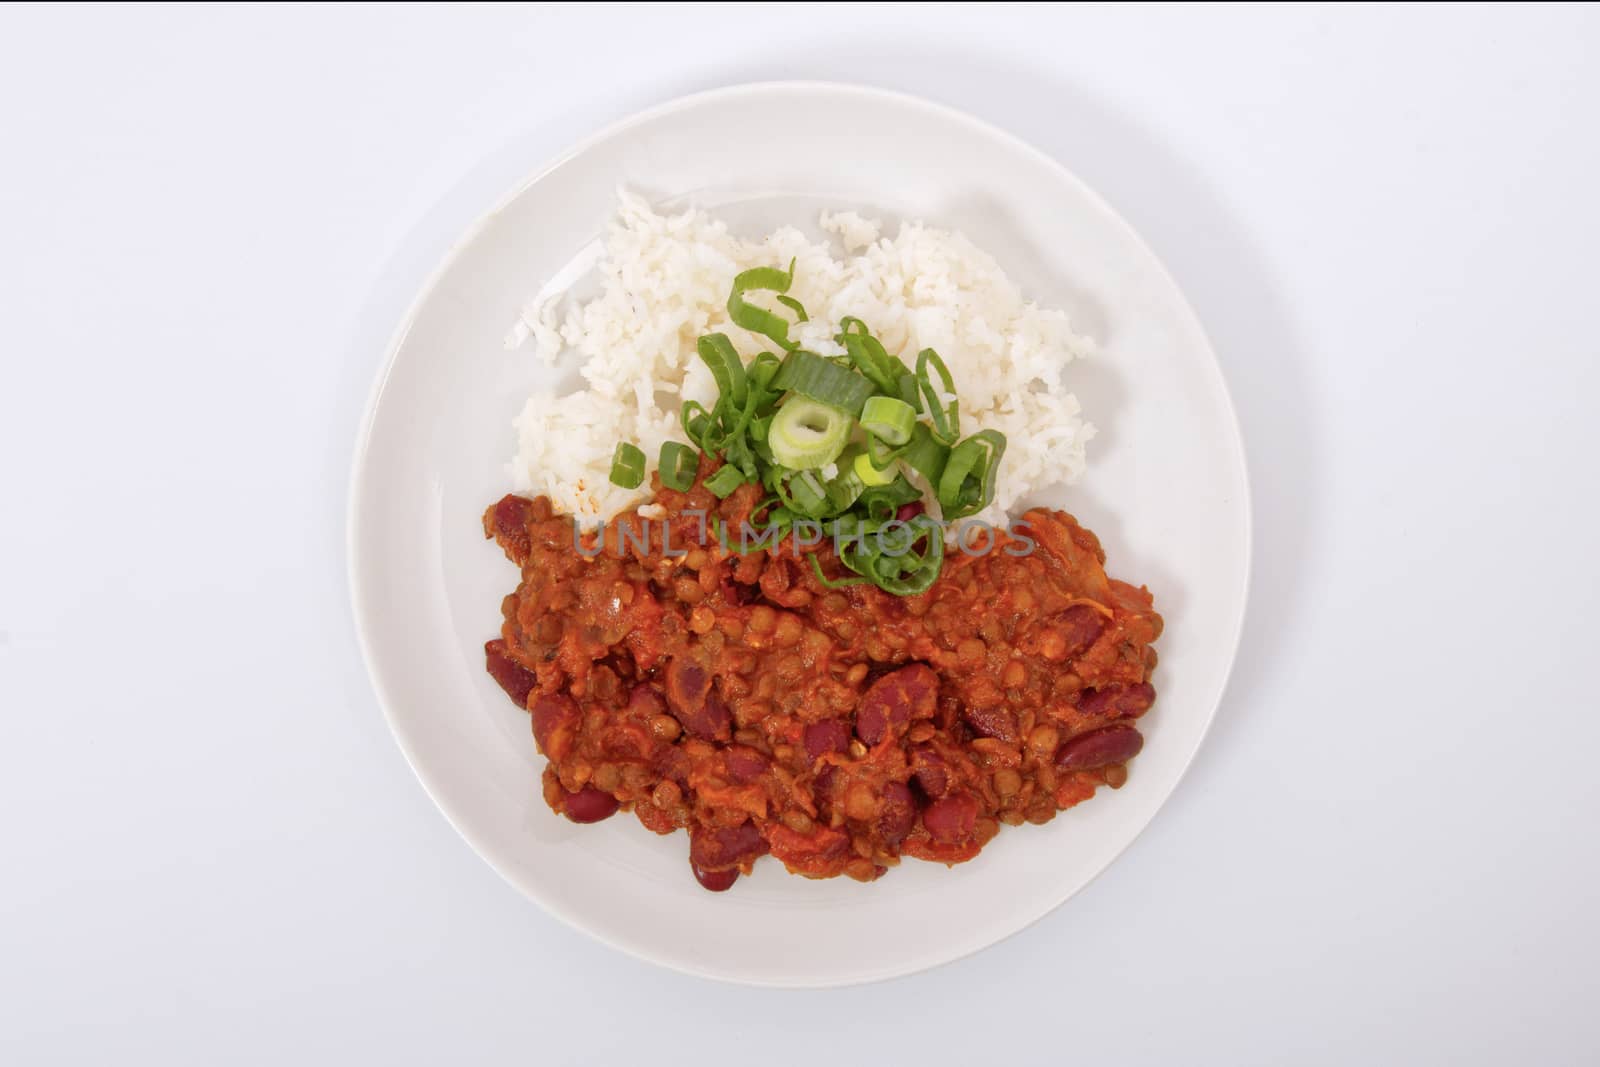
[348,82,1250,987]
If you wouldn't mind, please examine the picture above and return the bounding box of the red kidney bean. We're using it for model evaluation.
[910,746,950,799]
[484,639,538,708]
[628,685,667,718]
[812,764,838,820]
[1057,604,1107,657]
[693,864,739,892]
[1055,724,1144,771]
[962,704,1019,743]
[1076,683,1157,720]
[725,745,769,784]
[664,658,731,741]
[856,663,938,745]
[689,821,767,871]
[922,793,978,843]
[529,693,579,757]
[804,719,851,761]
[563,786,619,824]
[878,781,917,845]
[895,501,925,522]
[665,657,708,709]
[486,494,534,561]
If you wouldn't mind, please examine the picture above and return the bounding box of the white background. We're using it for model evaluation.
[3,4,1597,1064]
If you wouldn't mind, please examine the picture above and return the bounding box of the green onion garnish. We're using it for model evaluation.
[824,466,866,512]
[898,422,951,486]
[704,464,747,498]
[859,395,916,447]
[808,555,872,589]
[852,448,897,487]
[937,429,1007,519]
[658,441,699,492]
[771,349,876,416]
[836,317,908,395]
[609,442,646,489]
[836,513,945,596]
[774,469,830,519]
[915,348,960,445]
[768,396,852,470]
[696,333,748,411]
[776,295,808,323]
[600,269,1008,597]
[680,400,714,450]
[728,260,802,350]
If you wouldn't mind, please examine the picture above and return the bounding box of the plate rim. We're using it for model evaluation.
[346,79,1253,988]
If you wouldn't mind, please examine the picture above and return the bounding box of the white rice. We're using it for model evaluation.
[503,190,1096,530]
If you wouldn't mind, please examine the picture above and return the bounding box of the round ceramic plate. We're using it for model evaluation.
[348,82,1250,987]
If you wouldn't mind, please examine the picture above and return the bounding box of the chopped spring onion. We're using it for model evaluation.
[769,396,852,470]
[680,400,714,449]
[916,348,960,444]
[824,467,866,512]
[748,351,783,392]
[853,448,897,487]
[898,422,951,486]
[602,271,1007,598]
[609,442,646,489]
[859,395,916,447]
[696,333,747,410]
[727,260,801,350]
[837,317,906,394]
[658,441,699,492]
[776,295,808,322]
[856,479,921,523]
[836,513,945,596]
[808,555,872,589]
[783,469,829,517]
[705,464,747,498]
[937,429,1007,519]
[771,349,876,416]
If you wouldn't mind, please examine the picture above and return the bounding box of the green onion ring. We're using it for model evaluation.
[859,395,916,447]
[608,442,646,489]
[769,396,852,470]
[728,260,801,350]
[704,464,747,498]
[696,333,748,410]
[658,441,699,492]
[936,429,1007,519]
[771,350,876,416]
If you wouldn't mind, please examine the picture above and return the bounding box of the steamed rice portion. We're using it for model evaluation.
[503,190,1096,529]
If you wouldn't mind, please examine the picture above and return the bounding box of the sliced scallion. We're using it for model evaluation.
[808,555,872,589]
[916,348,960,444]
[609,442,646,489]
[859,396,916,447]
[825,467,866,512]
[776,295,808,323]
[898,422,951,486]
[937,429,1006,519]
[836,316,906,394]
[728,260,801,350]
[852,448,896,487]
[782,470,829,517]
[658,441,699,492]
[705,464,747,498]
[771,349,876,416]
[696,333,747,410]
[769,396,852,470]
